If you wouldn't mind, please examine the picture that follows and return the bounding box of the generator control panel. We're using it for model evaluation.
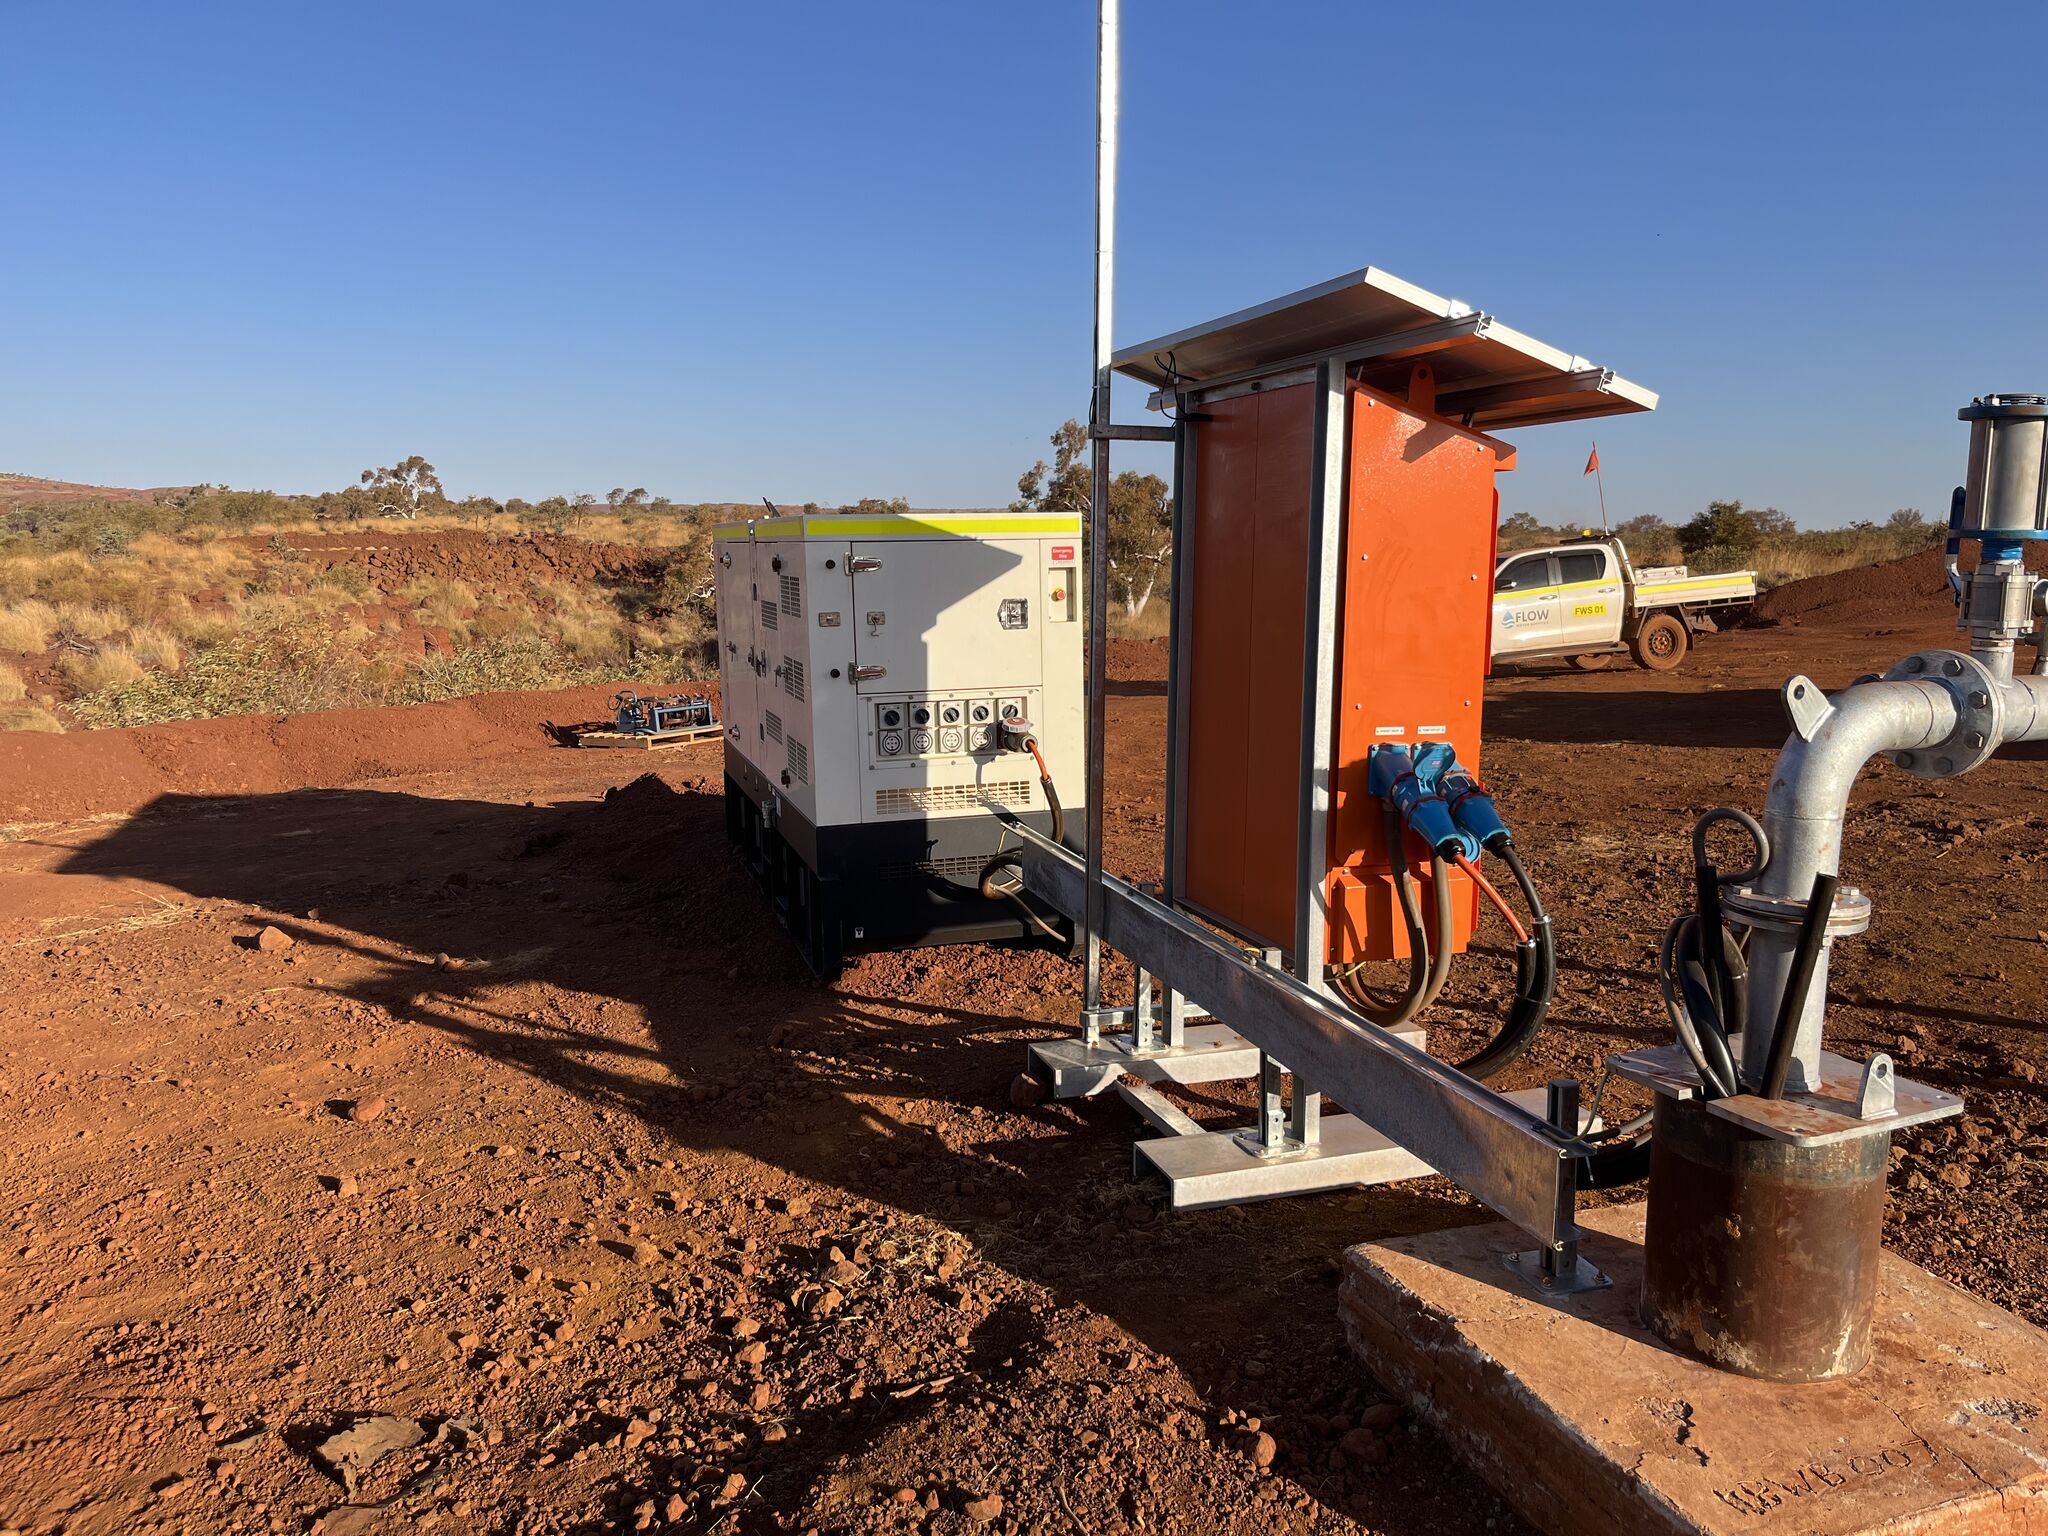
[872,696,1030,761]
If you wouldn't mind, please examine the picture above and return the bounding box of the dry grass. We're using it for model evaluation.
[50,602,125,642]
[399,576,480,636]
[0,522,712,729]
[59,645,145,693]
[1107,603,1171,640]
[0,703,62,733]
[126,626,185,672]
[0,599,58,652]
[0,661,24,703]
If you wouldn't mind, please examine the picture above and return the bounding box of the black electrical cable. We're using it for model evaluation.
[1760,871,1839,1100]
[1418,852,1456,1010]
[1584,808,1766,1187]
[1656,807,1771,1100]
[1447,838,1554,1081]
[978,737,1067,943]
[1334,803,1432,1025]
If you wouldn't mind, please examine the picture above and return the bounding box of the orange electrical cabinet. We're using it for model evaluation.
[1178,375,1512,966]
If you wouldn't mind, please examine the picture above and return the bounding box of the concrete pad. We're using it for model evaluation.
[1340,1203,2048,1535]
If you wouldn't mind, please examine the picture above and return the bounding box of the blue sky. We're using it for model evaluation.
[4,3,2043,527]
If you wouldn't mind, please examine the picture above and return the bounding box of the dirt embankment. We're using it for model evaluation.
[0,680,719,825]
[1753,543,2048,629]
[249,530,671,597]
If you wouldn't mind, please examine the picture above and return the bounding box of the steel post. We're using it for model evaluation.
[1079,0,1117,1017]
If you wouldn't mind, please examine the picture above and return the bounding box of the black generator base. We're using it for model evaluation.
[723,754,1077,979]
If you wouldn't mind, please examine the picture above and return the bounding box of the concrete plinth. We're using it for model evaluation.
[1340,1204,2048,1535]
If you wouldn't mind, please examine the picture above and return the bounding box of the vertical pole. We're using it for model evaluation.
[1162,410,1192,1050]
[1284,358,1346,1151]
[1080,0,1118,1017]
[1163,409,1196,1056]
[1542,1078,1581,1282]
[1593,442,1609,534]
[1293,359,1346,993]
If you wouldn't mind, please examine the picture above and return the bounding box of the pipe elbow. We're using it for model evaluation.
[1759,680,1956,896]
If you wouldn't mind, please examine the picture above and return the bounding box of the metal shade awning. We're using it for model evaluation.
[1112,266,1657,431]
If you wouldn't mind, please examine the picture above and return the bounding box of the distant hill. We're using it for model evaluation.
[0,473,184,509]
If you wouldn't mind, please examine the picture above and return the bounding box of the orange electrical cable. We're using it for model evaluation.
[1454,853,1530,944]
[1027,739,1051,780]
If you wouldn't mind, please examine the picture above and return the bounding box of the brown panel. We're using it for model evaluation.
[1180,383,1313,950]
[1239,387,1313,947]
[1326,383,1509,964]
[1180,394,1257,925]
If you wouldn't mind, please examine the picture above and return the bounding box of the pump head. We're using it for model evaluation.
[1959,393,2048,537]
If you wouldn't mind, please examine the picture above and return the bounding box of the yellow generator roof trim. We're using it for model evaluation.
[713,513,1082,541]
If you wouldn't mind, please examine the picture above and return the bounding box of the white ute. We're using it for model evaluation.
[1491,535,1756,672]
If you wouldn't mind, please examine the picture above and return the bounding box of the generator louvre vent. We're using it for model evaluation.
[782,657,805,702]
[787,737,809,784]
[877,854,990,882]
[875,781,1032,816]
[764,710,783,744]
[760,597,778,631]
[779,573,801,617]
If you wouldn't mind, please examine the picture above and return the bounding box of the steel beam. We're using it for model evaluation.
[1016,831,1585,1247]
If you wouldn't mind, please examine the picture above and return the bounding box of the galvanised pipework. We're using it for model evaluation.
[1732,661,2048,1091]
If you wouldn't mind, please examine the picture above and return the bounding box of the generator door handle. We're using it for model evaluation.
[848,557,883,573]
[850,665,887,682]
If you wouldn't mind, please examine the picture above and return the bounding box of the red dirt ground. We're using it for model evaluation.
[0,568,2043,1535]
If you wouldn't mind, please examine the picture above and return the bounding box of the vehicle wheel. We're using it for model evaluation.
[1631,613,1690,671]
[1566,653,1614,672]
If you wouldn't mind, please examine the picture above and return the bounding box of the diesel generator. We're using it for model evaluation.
[716,508,1085,974]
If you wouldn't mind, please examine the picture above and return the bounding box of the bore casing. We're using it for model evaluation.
[1642,1094,1889,1382]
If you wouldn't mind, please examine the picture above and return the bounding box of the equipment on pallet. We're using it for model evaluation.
[612,689,716,735]
[714,509,1083,975]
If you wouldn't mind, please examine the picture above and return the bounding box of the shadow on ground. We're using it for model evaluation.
[61,777,1486,1525]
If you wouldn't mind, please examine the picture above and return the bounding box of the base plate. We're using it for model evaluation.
[1341,1203,2048,1535]
[1132,1086,1581,1213]
[1612,1043,1963,1145]
[1030,1023,1265,1098]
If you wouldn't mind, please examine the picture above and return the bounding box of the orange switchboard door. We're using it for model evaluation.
[1179,382,1314,950]
[1326,382,1513,966]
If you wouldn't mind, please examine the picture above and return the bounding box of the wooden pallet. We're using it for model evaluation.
[575,724,723,751]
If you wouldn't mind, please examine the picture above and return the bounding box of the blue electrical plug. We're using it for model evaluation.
[1369,743,1475,859]
[1438,763,1510,850]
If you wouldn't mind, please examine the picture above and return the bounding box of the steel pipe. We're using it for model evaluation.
[1741,670,2048,1089]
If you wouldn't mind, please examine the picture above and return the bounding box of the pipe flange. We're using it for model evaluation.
[1722,880,1872,938]
[1882,650,2003,777]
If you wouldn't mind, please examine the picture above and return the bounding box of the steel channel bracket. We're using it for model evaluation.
[1014,828,1589,1250]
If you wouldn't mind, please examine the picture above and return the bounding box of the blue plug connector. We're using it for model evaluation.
[1368,743,1477,859]
[1438,764,1510,850]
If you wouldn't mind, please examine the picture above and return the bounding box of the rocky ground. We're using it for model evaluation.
[0,551,2043,1534]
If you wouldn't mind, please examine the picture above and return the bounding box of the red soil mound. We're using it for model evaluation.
[252,530,664,594]
[0,680,720,825]
[1753,548,1953,626]
[1754,543,2048,628]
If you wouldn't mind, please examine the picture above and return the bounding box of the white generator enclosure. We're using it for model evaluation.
[715,510,1085,974]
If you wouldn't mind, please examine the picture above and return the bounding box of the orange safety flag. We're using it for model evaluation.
[1583,445,1601,476]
